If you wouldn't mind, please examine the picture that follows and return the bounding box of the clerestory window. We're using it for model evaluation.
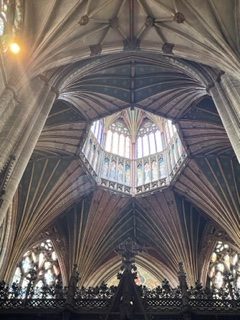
[105,120,131,158]
[136,119,163,158]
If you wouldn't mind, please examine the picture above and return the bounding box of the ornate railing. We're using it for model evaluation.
[1,280,240,312]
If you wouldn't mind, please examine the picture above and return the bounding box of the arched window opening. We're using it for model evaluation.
[208,241,240,290]
[12,239,62,290]
[105,119,130,158]
[136,119,163,158]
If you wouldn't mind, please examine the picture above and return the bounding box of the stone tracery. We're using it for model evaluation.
[12,239,62,290]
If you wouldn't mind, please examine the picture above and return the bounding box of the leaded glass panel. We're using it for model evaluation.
[12,239,61,288]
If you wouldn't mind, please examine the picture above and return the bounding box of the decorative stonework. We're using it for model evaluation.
[109,17,119,28]
[115,238,145,270]
[174,12,185,23]
[90,44,102,56]
[145,16,155,27]
[162,43,174,54]
[78,15,89,26]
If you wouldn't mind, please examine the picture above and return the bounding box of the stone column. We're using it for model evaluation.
[0,77,57,225]
[0,77,47,167]
[209,74,240,163]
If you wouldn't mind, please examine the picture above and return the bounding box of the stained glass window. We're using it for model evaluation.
[208,241,240,290]
[125,164,131,185]
[12,239,61,288]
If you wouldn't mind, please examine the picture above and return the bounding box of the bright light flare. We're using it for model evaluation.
[9,42,21,54]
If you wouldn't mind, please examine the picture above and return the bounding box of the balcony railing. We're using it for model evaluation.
[1,280,240,313]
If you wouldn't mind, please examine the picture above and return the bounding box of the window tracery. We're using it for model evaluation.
[208,241,240,290]
[12,239,61,289]
[105,120,131,158]
[136,119,163,158]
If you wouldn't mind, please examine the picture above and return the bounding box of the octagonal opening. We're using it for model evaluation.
[81,108,187,196]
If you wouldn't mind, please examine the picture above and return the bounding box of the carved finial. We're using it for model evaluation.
[178,262,187,287]
[178,262,189,306]
[116,238,143,274]
[66,264,80,306]
[72,264,80,281]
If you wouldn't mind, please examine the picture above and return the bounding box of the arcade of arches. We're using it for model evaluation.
[0,0,240,302]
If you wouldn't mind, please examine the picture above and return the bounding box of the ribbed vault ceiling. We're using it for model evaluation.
[18,0,240,80]
[4,0,240,287]
[12,89,239,287]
